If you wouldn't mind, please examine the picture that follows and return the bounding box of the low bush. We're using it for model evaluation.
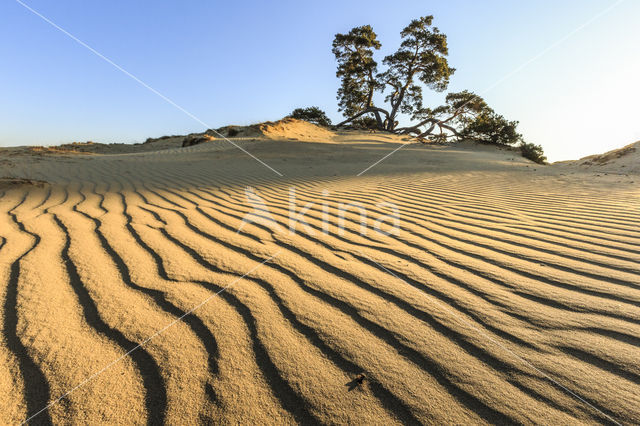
[288,106,332,127]
[520,142,547,164]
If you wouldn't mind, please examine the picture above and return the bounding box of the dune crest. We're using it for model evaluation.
[558,141,640,174]
[0,131,638,424]
[257,118,336,142]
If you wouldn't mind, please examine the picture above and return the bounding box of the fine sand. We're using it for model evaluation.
[0,121,639,424]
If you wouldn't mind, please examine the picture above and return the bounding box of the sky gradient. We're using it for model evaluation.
[1,0,638,161]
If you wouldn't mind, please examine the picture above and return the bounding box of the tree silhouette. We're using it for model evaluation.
[334,16,454,132]
[289,106,332,127]
[332,15,533,149]
[332,25,384,126]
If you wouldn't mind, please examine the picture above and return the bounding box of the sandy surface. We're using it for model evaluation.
[0,122,639,424]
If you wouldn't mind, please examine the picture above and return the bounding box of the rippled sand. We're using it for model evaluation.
[0,130,638,424]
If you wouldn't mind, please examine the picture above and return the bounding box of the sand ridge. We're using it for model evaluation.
[0,126,639,424]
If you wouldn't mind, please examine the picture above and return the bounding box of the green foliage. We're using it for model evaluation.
[351,116,378,129]
[331,17,534,151]
[413,90,488,127]
[441,91,488,125]
[332,25,382,117]
[520,142,547,164]
[332,16,454,130]
[289,106,332,127]
[460,110,522,145]
[409,90,523,145]
[380,16,455,119]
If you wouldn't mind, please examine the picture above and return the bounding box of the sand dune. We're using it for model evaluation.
[560,141,640,175]
[0,125,639,424]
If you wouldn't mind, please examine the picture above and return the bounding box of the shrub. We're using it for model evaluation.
[227,128,239,137]
[182,134,213,147]
[352,116,378,130]
[520,142,547,164]
[460,111,522,145]
[289,106,332,127]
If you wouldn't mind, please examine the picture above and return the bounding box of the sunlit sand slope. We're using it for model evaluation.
[0,132,639,424]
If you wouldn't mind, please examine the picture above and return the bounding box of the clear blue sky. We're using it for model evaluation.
[1,0,638,161]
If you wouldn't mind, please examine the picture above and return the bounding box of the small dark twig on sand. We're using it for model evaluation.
[345,374,366,391]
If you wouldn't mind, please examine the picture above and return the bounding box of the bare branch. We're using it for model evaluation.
[335,107,390,127]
